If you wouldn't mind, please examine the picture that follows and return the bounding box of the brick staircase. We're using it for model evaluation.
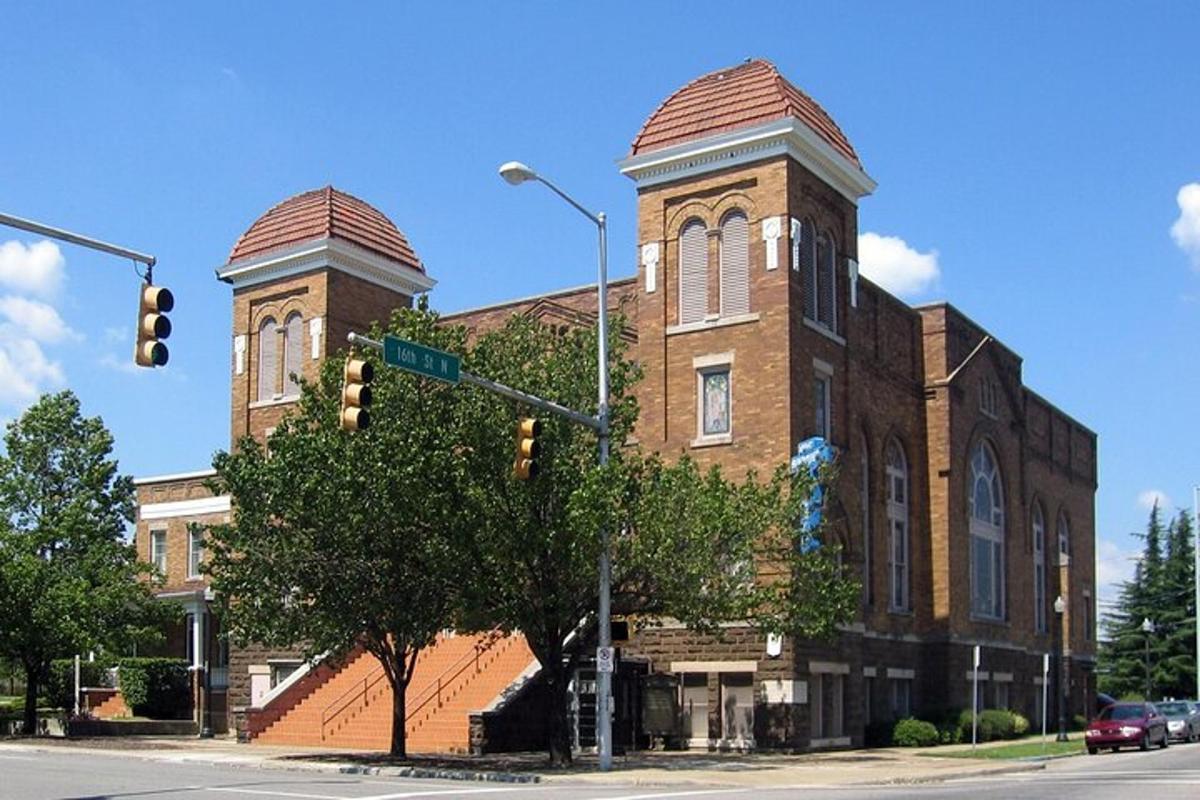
[252,631,535,753]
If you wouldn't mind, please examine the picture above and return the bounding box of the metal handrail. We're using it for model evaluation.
[318,632,507,739]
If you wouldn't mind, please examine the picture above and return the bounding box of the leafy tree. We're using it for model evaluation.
[0,391,162,733]
[206,304,470,757]
[455,315,857,764]
[1099,505,1197,699]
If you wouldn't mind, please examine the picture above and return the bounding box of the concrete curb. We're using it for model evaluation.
[335,764,540,783]
[855,760,1045,785]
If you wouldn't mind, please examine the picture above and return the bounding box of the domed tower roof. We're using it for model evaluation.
[630,59,860,167]
[226,186,423,272]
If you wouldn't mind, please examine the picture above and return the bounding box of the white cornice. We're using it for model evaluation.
[133,468,217,486]
[216,237,436,296]
[618,118,877,204]
[140,495,231,521]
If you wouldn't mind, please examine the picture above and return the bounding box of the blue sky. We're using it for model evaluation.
[1,3,1197,605]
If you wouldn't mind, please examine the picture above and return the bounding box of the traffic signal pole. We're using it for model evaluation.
[0,211,156,271]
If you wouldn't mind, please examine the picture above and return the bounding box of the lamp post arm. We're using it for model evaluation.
[532,176,603,227]
[0,211,156,267]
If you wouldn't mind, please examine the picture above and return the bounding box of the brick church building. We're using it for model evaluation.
[132,59,1097,752]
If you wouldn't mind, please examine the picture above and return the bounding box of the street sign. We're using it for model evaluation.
[596,646,615,674]
[382,335,460,385]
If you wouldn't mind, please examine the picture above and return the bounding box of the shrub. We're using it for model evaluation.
[45,659,113,710]
[116,658,190,719]
[1011,711,1030,737]
[892,717,939,747]
[981,709,1016,740]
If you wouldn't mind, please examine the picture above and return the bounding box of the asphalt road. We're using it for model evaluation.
[2,745,1200,800]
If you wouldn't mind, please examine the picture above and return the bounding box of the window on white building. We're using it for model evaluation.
[886,440,910,612]
[150,529,167,575]
[1033,503,1047,633]
[969,441,1005,620]
[718,210,749,317]
[679,219,708,325]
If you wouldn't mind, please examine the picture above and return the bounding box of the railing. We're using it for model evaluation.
[320,664,388,740]
[317,632,506,741]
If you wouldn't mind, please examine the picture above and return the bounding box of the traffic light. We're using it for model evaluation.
[134,282,174,367]
[340,357,374,431]
[513,417,542,480]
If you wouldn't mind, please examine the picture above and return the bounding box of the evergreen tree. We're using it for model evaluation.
[1157,511,1196,698]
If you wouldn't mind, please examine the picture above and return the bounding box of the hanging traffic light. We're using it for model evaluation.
[134,282,174,367]
[340,357,374,431]
[513,417,542,480]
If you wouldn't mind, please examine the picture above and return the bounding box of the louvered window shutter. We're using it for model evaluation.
[801,219,817,320]
[679,220,708,324]
[719,211,749,317]
[283,313,303,396]
[257,318,277,402]
[817,233,836,329]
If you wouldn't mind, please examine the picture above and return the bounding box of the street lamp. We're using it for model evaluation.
[1054,595,1069,742]
[499,161,613,772]
[1141,617,1155,701]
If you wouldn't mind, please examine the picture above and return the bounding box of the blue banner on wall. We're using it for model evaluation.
[790,436,837,549]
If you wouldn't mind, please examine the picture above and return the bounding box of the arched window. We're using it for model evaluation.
[801,218,817,320]
[283,312,303,397]
[885,439,909,612]
[1057,512,1071,560]
[678,219,708,325]
[718,210,749,317]
[1032,503,1047,633]
[817,230,837,331]
[257,316,277,403]
[860,431,872,606]
[969,441,1005,619]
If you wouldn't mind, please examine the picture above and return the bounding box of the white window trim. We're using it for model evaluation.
[802,316,847,346]
[693,353,734,448]
[187,529,203,580]
[150,528,168,574]
[886,443,910,613]
[666,311,760,337]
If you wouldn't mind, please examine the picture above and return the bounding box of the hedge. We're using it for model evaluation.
[46,659,112,711]
[115,658,191,719]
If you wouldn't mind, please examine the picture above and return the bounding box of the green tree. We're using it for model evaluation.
[1157,511,1196,698]
[0,391,161,733]
[206,305,470,757]
[456,315,857,764]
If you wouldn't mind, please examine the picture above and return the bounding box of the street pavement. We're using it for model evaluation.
[1,739,1199,800]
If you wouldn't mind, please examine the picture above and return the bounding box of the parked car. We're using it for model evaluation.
[1156,700,1200,742]
[1085,702,1169,754]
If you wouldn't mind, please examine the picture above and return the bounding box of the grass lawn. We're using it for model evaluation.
[921,738,1085,760]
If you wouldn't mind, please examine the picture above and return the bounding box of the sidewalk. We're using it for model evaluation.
[0,736,1046,788]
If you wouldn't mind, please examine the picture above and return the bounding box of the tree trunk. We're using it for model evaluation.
[544,652,573,766]
[389,667,408,758]
[21,662,39,736]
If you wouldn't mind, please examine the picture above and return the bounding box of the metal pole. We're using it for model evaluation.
[1145,625,1151,701]
[595,212,612,772]
[0,211,156,266]
[1056,598,1068,741]
[1041,653,1049,756]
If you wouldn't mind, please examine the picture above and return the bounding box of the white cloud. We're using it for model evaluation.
[0,324,66,407]
[0,239,65,296]
[857,232,940,297]
[1171,182,1200,269]
[1095,537,1140,608]
[1136,489,1171,512]
[0,296,79,344]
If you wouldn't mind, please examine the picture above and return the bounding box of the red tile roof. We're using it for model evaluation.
[227,186,423,271]
[630,59,860,167]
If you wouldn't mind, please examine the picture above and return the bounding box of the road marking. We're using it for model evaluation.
[586,791,751,800]
[0,754,35,761]
[205,789,348,800]
[357,788,549,800]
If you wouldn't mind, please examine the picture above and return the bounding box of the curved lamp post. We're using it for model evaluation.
[498,161,612,771]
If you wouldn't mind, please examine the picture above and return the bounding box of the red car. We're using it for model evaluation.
[1085,702,1170,754]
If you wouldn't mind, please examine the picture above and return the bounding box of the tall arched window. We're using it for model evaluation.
[860,432,872,606]
[283,312,303,397]
[885,439,909,612]
[257,316,277,403]
[969,441,1005,619]
[801,218,817,321]
[1032,503,1047,633]
[678,219,708,325]
[817,230,837,331]
[1057,512,1071,561]
[718,210,749,317]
